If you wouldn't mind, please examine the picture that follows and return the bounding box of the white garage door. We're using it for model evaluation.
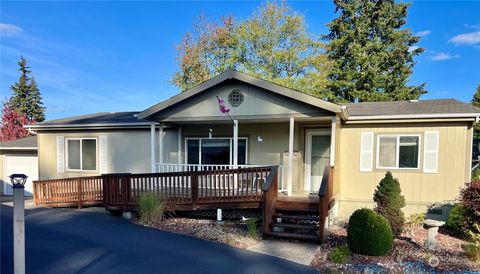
[3,155,38,196]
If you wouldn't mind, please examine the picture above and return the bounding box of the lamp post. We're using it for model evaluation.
[10,173,27,274]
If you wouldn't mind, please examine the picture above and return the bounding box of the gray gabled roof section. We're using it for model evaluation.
[138,70,343,120]
[27,112,153,129]
[0,136,37,150]
[343,99,480,119]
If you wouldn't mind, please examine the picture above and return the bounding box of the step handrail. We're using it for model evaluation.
[262,166,279,237]
[317,166,333,243]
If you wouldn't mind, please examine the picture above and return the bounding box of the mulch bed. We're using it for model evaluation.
[136,217,260,249]
[311,226,479,273]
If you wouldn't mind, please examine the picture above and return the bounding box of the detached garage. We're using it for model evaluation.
[0,136,38,196]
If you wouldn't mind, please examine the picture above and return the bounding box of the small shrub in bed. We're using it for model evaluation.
[405,213,425,230]
[463,223,480,262]
[347,208,393,256]
[246,218,259,239]
[461,181,480,222]
[373,171,406,237]
[138,193,166,224]
[447,203,470,233]
[328,245,351,264]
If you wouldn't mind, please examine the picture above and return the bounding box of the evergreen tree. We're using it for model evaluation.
[324,0,426,103]
[0,101,30,142]
[373,171,406,237]
[471,84,480,137]
[9,57,45,122]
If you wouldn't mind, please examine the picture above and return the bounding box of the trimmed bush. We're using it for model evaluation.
[328,245,351,263]
[447,203,470,233]
[138,193,167,224]
[347,208,394,256]
[373,171,406,237]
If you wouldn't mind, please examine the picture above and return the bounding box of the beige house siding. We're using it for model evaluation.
[336,121,472,219]
[37,129,154,180]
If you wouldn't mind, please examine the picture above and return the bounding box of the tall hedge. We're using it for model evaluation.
[373,171,406,237]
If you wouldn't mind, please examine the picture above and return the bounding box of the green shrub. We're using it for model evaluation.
[138,193,166,224]
[405,213,425,230]
[347,208,394,256]
[447,203,470,233]
[328,245,351,263]
[246,218,259,239]
[463,223,480,262]
[373,171,406,237]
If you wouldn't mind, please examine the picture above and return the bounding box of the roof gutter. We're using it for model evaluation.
[25,122,155,129]
[347,113,480,121]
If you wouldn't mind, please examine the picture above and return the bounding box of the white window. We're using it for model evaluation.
[66,138,97,171]
[376,135,420,169]
[185,137,248,165]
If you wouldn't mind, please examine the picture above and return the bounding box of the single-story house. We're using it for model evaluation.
[26,70,480,220]
[0,136,38,196]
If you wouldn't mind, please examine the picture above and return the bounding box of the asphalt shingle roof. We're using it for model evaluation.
[31,112,150,126]
[343,99,480,117]
[0,136,37,148]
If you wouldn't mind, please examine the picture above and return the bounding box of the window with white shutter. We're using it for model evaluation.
[56,136,65,173]
[423,131,439,173]
[360,132,374,172]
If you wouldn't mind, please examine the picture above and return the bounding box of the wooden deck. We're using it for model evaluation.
[33,166,333,243]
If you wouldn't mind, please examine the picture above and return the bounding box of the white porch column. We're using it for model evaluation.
[150,123,156,173]
[159,124,164,165]
[178,127,183,164]
[233,120,238,168]
[288,117,294,196]
[330,116,337,167]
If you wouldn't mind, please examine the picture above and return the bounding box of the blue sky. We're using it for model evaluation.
[1,1,479,120]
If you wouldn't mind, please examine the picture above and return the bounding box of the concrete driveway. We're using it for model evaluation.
[0,204,316,274]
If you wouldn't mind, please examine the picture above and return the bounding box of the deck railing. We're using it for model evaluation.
[103,167,272,211]
[33,166,276,211]
[33,176,103,208]
[261,166,279,237]
[156,163,288,191]
[318,166,334,243]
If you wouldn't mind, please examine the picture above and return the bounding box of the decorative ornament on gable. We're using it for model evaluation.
[228,89,244,107]
[216,96,233,121]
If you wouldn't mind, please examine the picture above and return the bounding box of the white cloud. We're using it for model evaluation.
[0,23,23,37]
[415,30,431,37]
[431,52,460,61]
[449,31,480,46]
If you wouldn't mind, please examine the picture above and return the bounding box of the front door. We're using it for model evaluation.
[304,130,330,193]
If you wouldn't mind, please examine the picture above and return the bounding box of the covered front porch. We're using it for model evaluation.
[149,116,338,197]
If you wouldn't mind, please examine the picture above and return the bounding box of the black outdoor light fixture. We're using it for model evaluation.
[9,173,28,188]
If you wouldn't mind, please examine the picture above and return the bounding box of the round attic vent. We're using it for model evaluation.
[228,89,244,107]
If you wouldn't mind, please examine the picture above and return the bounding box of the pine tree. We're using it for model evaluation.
[0,101,30,142]
[373,171,406,237]
[471,84,480,137]
[324,0,426,103]
[9,57,45,122]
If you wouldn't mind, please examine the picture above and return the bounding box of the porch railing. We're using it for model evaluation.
[318,166,334,243]
[104,167,272,211]
[155,163,288,192]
